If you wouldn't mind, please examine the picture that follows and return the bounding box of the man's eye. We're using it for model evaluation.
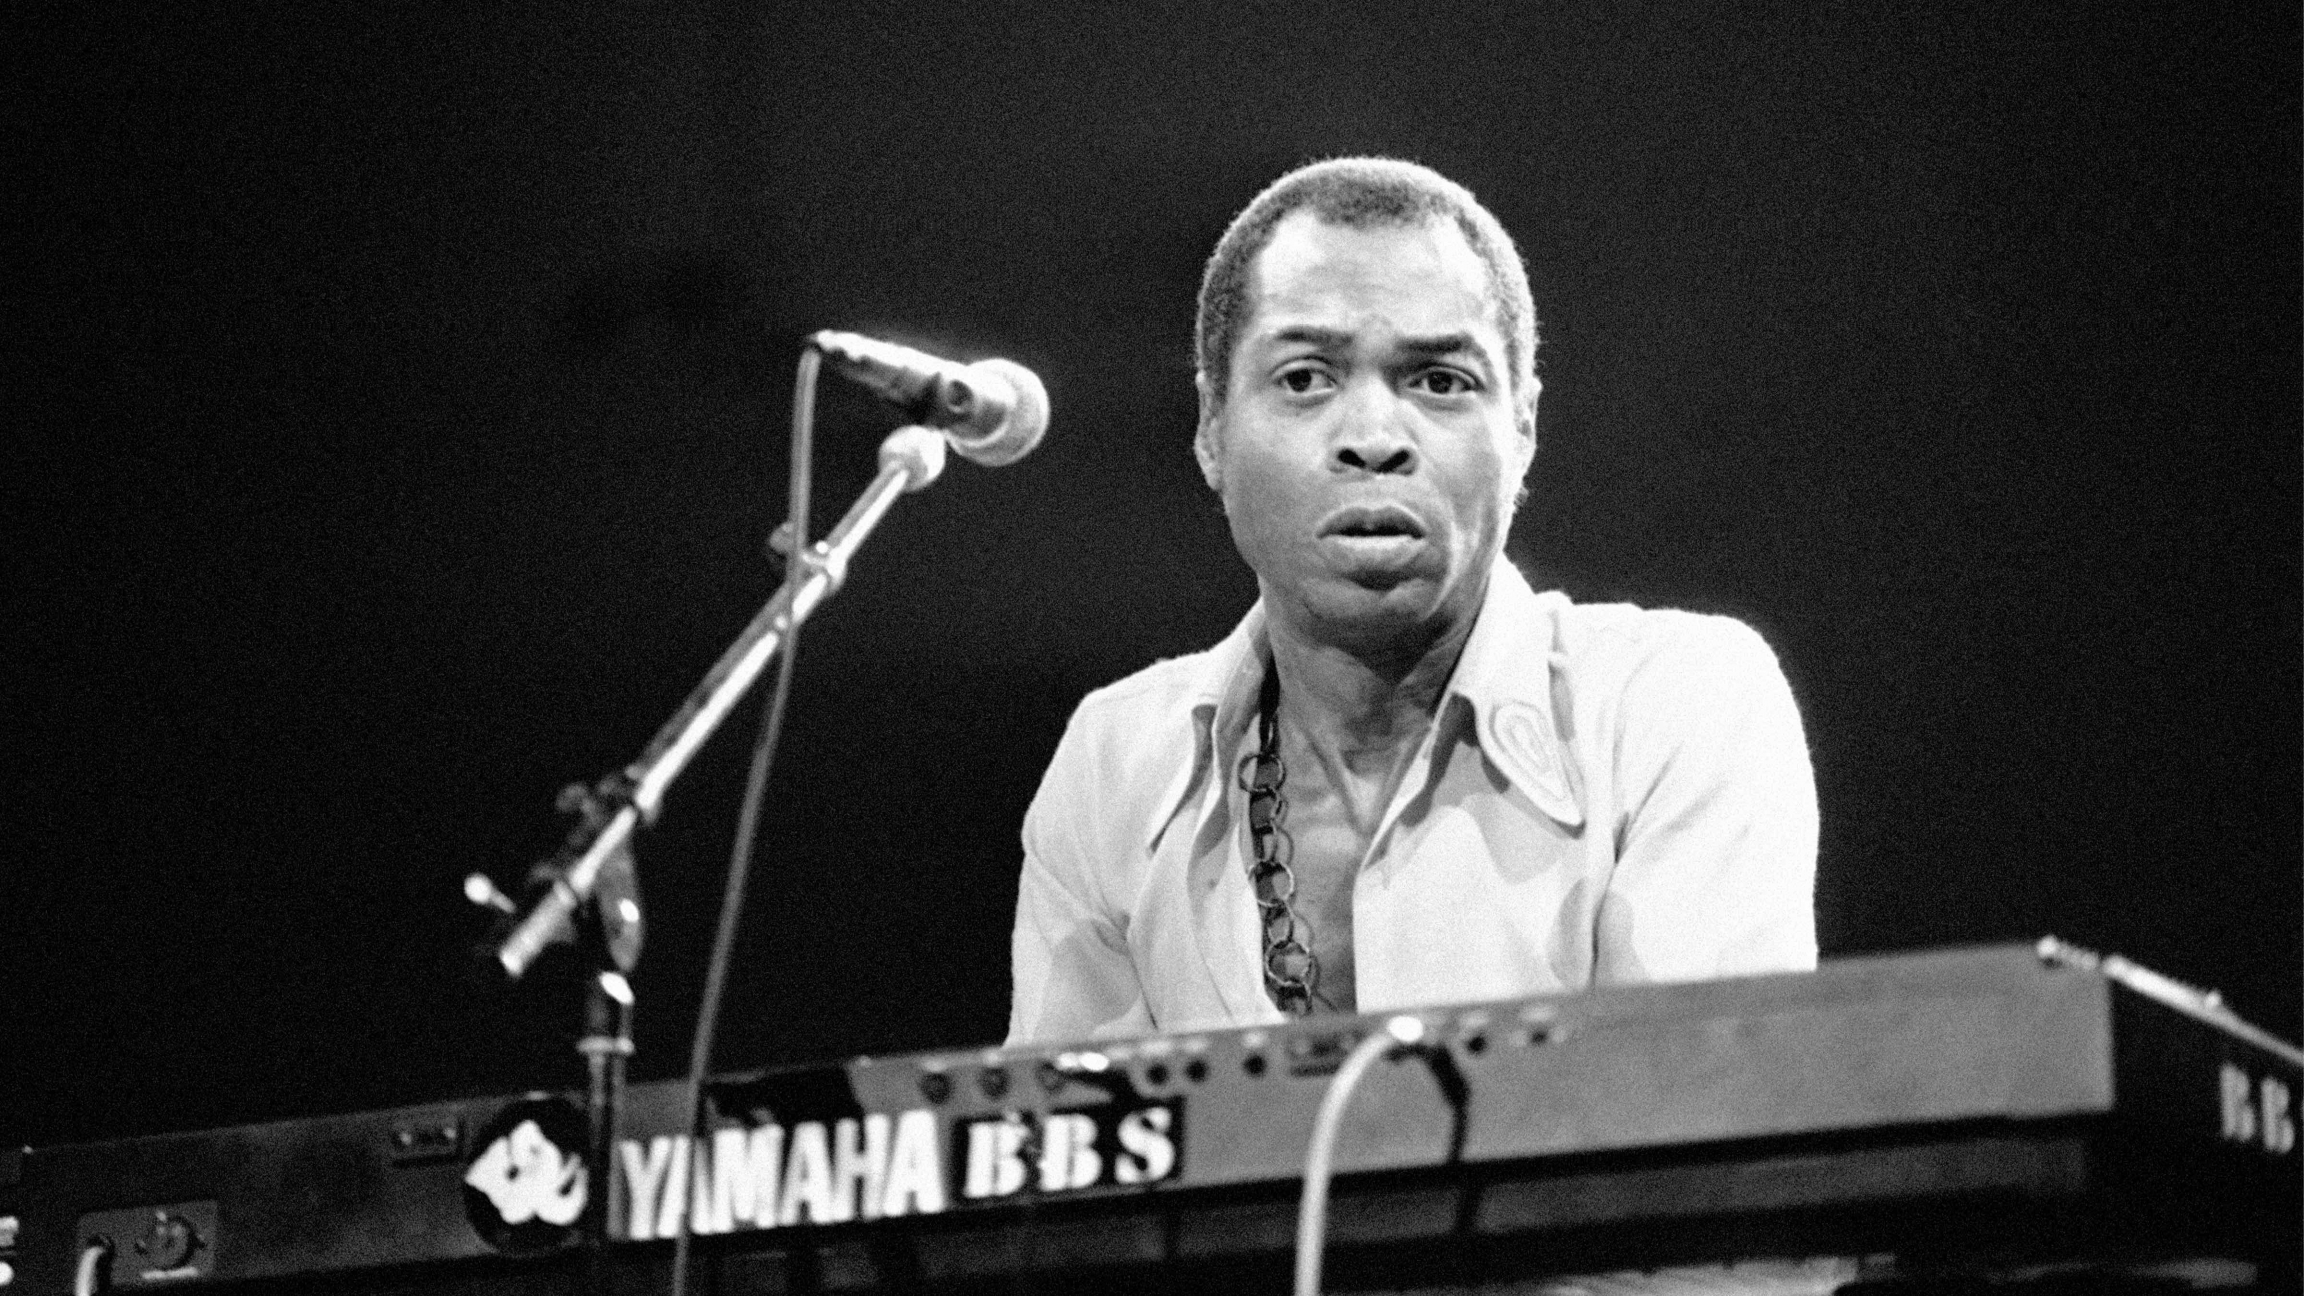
[1277,366,1335,395]
[1413,368,1479,396]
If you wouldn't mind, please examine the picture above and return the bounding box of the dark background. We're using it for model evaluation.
[7,2,2296,1150]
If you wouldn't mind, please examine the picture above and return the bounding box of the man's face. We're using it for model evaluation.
[1196,210,1535,651]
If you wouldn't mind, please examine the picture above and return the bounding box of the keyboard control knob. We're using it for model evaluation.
[135,1211,201,1271]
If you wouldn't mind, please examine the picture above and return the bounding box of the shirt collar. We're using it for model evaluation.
[1447,561,1585,827]
[1137,601,1266,853]
[1142,557,1584,852]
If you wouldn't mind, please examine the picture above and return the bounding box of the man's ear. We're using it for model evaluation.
[1514,376,1542,473]
[1193,370,1224,493]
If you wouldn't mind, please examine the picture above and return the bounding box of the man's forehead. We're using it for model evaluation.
[1242,210,1504,352]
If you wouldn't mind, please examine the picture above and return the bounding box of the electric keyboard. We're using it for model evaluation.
[5,943,2295,1293]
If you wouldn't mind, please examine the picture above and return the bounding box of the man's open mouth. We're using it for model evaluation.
[1319,505,1427,540]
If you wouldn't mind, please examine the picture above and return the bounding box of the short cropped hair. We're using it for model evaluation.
[1195,157,1538,417]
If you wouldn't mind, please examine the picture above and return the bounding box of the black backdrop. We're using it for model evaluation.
[8,3,2297,1150]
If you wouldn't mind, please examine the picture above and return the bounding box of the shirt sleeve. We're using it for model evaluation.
[1005,706,1157,1045]
[1593,615,1819,984]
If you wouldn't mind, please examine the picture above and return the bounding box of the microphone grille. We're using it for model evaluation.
[956,358,1048,468]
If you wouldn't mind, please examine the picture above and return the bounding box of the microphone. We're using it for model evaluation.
[809,330,1048,467]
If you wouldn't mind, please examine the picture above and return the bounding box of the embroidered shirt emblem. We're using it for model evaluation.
[1490,699,1583,828]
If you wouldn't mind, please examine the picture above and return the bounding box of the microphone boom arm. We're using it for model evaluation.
[491,425,951,979]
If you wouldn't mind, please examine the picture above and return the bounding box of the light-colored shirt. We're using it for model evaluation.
[1006,560,1817,1045]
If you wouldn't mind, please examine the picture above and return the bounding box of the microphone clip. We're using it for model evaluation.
[532,773,646,976]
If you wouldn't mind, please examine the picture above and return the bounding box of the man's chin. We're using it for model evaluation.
[1296,573,1452,638]
[1254,552,1488,649]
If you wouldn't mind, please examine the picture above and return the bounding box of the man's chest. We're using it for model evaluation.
[1209,727,1602,1015]
[1271,741,1435,1014]
[1129,718,1607,1030]
[1277,790,1370,1013]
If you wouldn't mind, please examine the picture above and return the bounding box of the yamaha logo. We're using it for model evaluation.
[462,1096,589,1254]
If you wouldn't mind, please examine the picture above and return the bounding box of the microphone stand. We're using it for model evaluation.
[579,966,633,1295]
[490,422,950,981]
[469,423,951,1291]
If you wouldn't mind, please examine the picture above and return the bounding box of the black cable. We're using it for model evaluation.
[667,347,818,1296]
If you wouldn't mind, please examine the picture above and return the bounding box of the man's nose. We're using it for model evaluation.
[1331,384,1416,474]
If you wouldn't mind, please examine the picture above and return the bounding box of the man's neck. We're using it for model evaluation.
[1262,601,1479,766]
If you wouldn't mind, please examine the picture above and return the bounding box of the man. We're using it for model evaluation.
[1007,158,1815,1045]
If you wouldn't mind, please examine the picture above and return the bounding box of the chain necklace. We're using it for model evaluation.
[1238,667,1320,1015]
